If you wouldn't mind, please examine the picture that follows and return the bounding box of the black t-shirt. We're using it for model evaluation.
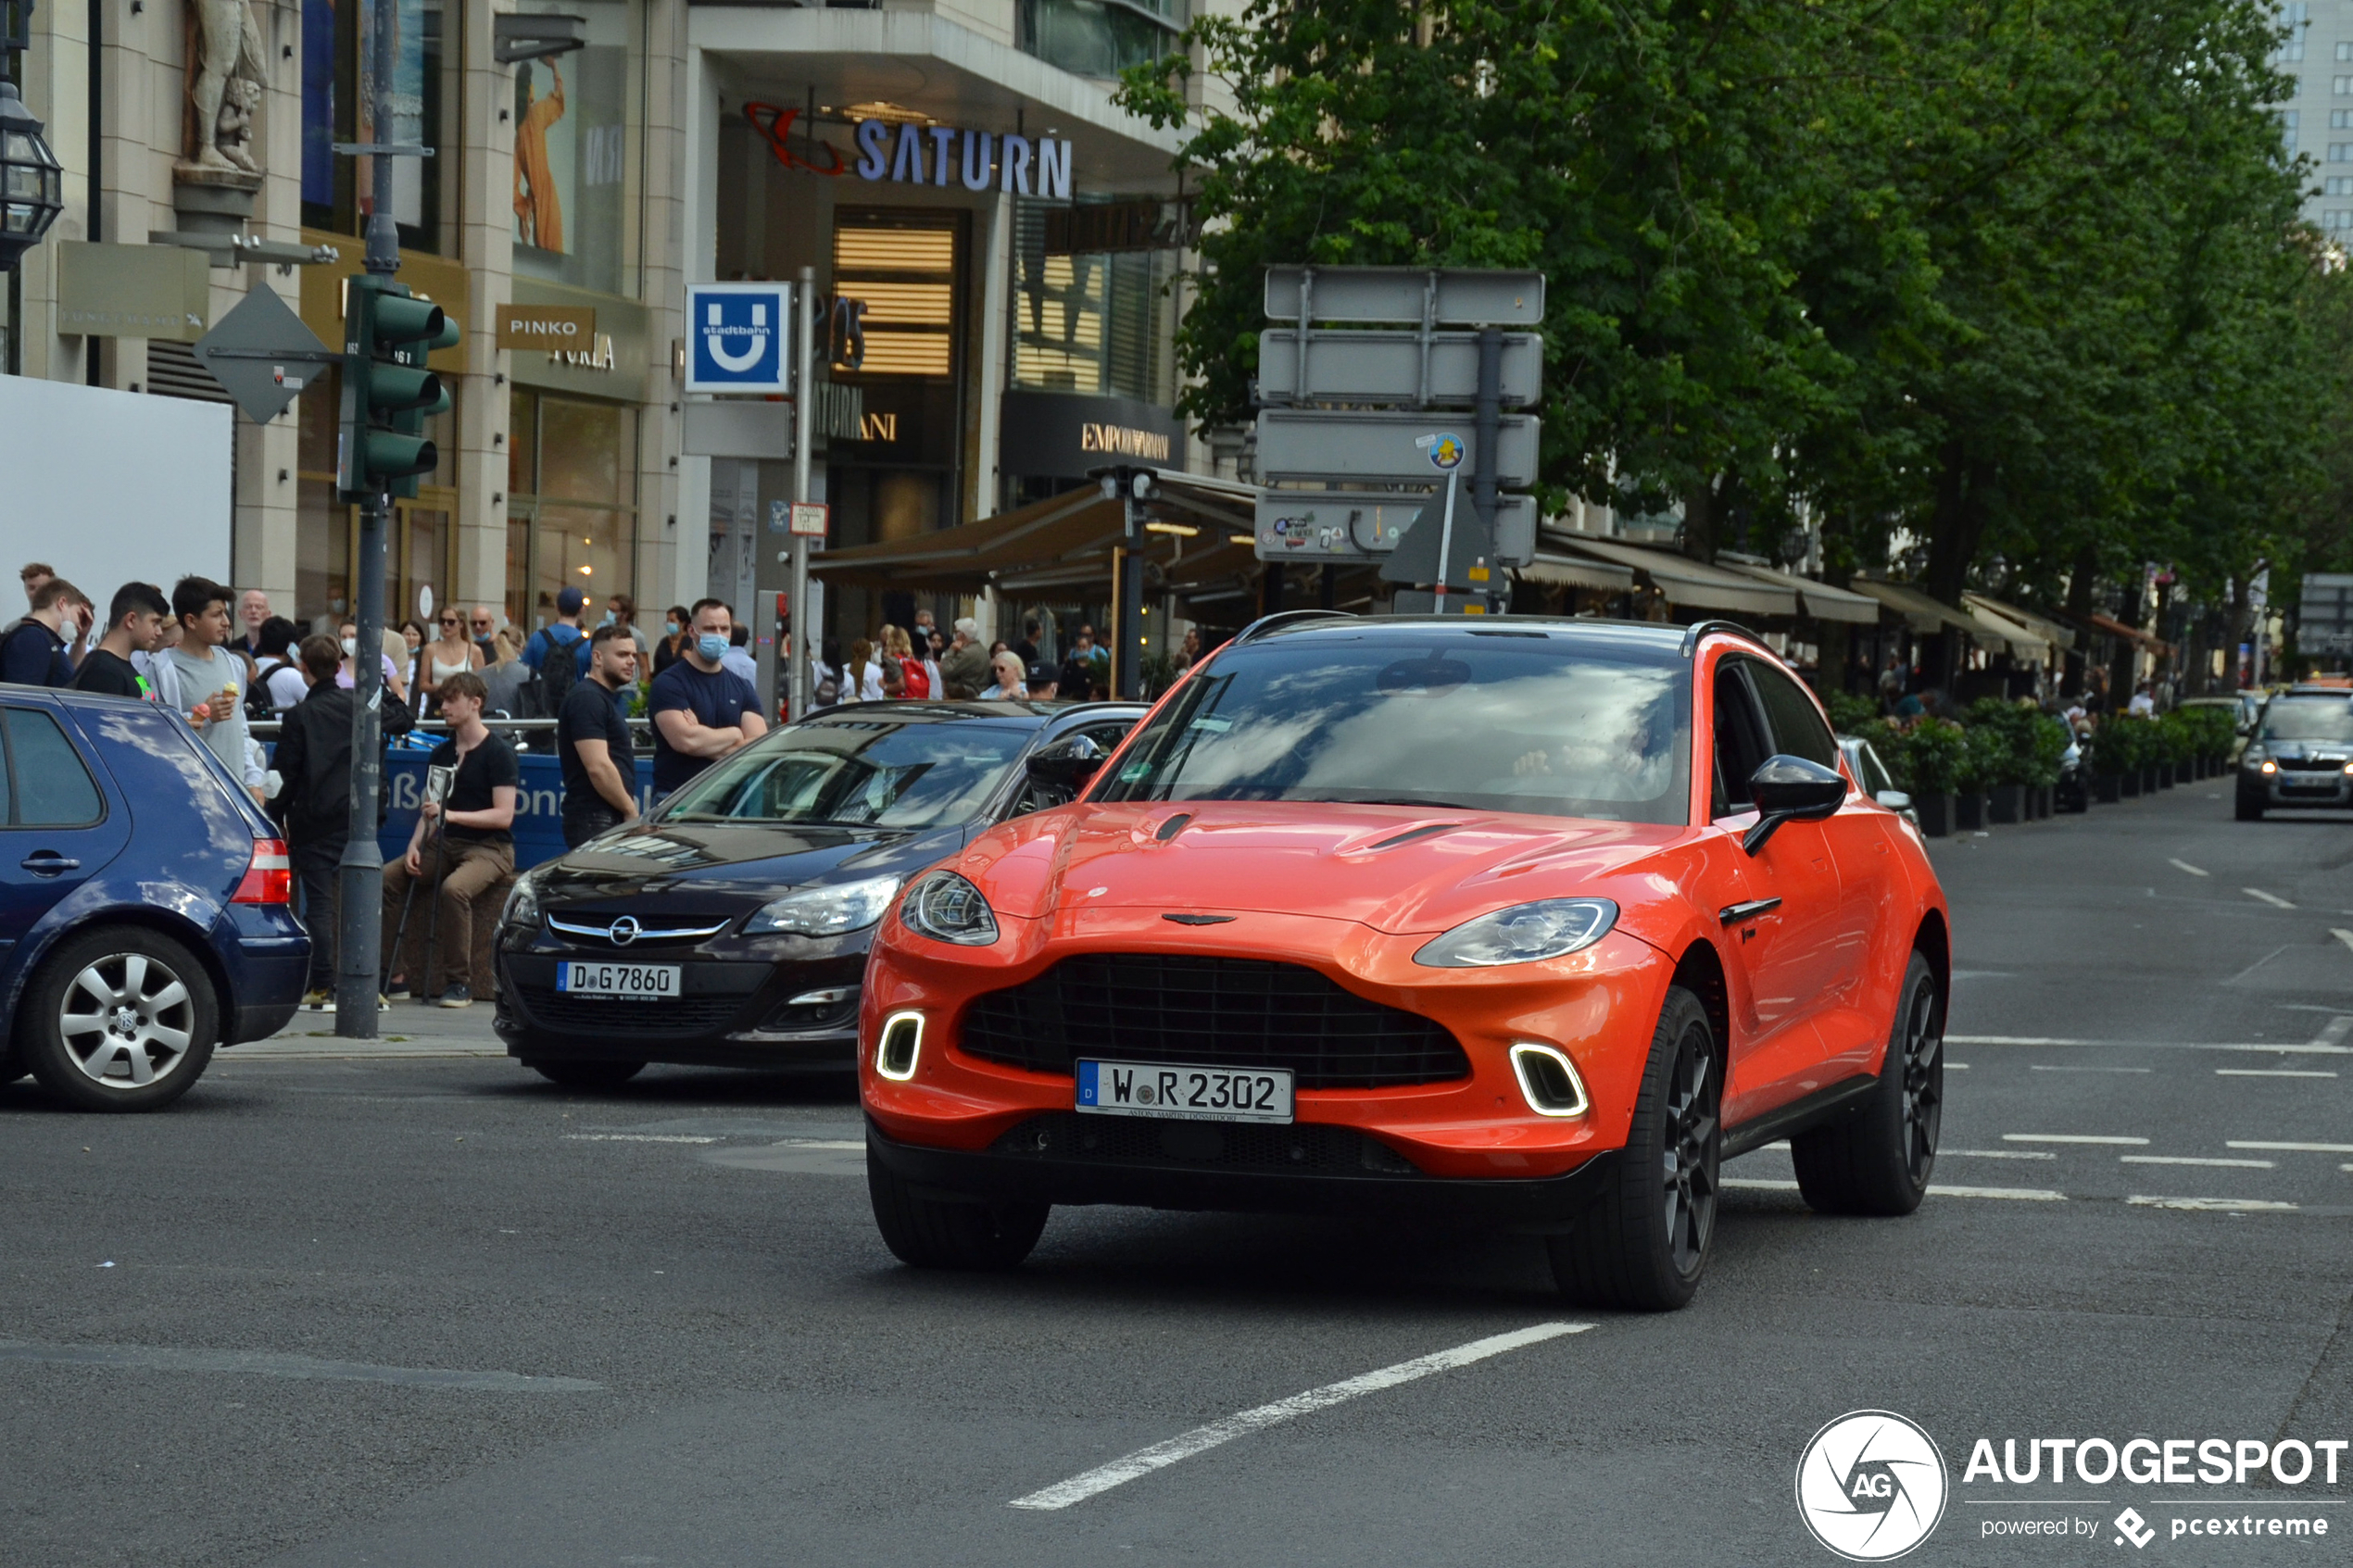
[430,732,522,845]
[648,659,760,794]
[557,678,634,810]
[0,620,70,686]
[71,647,150,699]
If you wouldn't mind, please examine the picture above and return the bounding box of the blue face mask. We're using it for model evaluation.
[697,633,730,663]
[663,620,680,636]
[598,611,616,628]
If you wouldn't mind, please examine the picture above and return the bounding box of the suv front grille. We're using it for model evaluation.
[956,954,1469,1089]
[511,986,748,1038]
[991,1113,1422,1175]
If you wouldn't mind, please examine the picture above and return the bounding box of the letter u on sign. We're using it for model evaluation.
[685,282,794,393]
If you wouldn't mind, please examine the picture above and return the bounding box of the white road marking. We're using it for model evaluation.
[562,1134,721,1145]
[2120,1155,2276,1169]
[1931,1185,2067,1201]
[1946,1149,2057,1160]
[2215,1069,2338,1078]
[2333,930,2353,958]
[1948,1036,2348,1053]
[2321,1014,2353,1047]
[2004,1134,2150,1146]
[1950,1035,2090,1046]
[2244,887,2296,909]
[2231,1141,2353,1153]
[2169,859,2210,877]
[2128,1196,2299,1213]
[1724,1177,1800,1190]
[1949,1062,1969,1070]
[2032,1065,2151,1073]
[1006,1322,1591,1511]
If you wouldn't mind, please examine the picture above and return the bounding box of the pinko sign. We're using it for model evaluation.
[743,105,1075,200]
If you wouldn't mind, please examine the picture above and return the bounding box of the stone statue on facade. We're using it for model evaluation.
[182,0,268,178]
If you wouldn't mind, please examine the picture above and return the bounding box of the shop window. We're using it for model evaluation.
[302,0,455,252]
[1012,200,1174,404]
[509,387,638,631]
[1018,0,1182,80]
[510,0,640,296]
[832,216,958,377]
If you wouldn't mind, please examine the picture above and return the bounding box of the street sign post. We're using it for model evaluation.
[1256,329,1543,407]
[1255,490,1536,562]
[2301,572,2353,659]
[686,282,795,394]
[192,285,337,423]
[1255,408,1541,488]
[1262,267,1544,325]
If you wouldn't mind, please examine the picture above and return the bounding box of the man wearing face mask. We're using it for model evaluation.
[647,598,766,797]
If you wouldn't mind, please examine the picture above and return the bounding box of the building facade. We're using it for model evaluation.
[3,0,1205,656]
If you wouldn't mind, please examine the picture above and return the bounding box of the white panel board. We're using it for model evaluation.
[0,377,233,598]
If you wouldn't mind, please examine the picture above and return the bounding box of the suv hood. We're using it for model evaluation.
[960,800,1700,936]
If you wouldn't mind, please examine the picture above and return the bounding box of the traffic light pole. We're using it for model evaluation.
[333,0,405,1037]
[788,265,814,722]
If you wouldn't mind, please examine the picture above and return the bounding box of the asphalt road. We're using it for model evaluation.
[4,781,2351,1567]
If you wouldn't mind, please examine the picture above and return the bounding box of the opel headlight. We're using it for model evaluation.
[1413,898,1618,968]
[501,870,543,931]
[744,874,902,937]
[900,871,1000,946]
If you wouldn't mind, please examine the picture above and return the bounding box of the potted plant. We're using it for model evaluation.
[1954,723,2003,830]
[1903,720,1967,837]
[2091,719,2136,801]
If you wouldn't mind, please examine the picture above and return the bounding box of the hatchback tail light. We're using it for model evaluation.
[233,839,294,904]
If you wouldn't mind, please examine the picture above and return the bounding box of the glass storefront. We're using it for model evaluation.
[1012,199,1175,404]
[1017,0,1182,79]
[303,0,456,252]
[510,0,641,297]
[508,387,638,632]
[828,209,965,548]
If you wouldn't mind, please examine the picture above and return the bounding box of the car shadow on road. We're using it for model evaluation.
[468,1063,864,1109]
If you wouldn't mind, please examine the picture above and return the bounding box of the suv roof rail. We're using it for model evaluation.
[1680,618,1769,657]
[1233,608,1356,645]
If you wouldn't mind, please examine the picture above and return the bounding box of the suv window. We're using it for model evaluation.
[1743,659,1840,767]
[1,708,104,826]
[1711,662,1772,818]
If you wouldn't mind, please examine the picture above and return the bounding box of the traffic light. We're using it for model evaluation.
[337,274,461,500]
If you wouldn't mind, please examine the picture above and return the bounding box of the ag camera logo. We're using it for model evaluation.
[686,282,791,392]
[1796,1411,1949,1561]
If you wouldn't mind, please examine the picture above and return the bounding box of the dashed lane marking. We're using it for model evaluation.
[2120,1155,2277,1169]
[2004,1134,2150,1146]
[2170,859,2210,877]
[1006,1322,1592,1511]
[1722,1178,2064,1200]
[2333,930,2353,958]
[2228,1141,2353,1153]
[2215,1069,2339,1079]
[2032,1065,2151,1073]
[1948,1036,2349,1054]
[2128,1196,2299,1213]
[563,1134,721,1145]
[2244,887,2297,909]
[0,1339,602,1392]
[1945,1149,2057,1160]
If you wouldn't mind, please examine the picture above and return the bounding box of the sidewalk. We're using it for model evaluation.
[229,1000,508,1060]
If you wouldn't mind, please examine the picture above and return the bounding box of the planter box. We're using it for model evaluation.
[1917,793,1954,837]
[2103,772,2129,801]
[2157,765,2175,790]
[1955,792,1989,831]
[1987,783,2024,824]
[2034,784,2054,818]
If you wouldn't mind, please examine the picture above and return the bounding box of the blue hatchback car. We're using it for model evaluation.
[0,686,308,1111]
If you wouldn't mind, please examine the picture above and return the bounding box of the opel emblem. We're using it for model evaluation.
[608,916,641,947]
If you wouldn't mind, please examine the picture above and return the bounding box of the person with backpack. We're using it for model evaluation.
[521,585,587,717]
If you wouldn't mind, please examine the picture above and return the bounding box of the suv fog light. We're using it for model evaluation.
[875,1011,925,1081]
[1509,1043,1591,1118]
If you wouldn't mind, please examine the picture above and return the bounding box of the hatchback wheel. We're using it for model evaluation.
[1792,951,1942,1215]
[23,928,218,1112]
[867,1144,1049,1270]
[524,1059,646,1089]
[1548,985,1718,1311]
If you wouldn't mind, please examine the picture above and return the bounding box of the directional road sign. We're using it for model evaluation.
[192,285,337,424]
[1256,490,1536,564]
[2302,572,2353,657]
[1256,329,1543,408]
[1263,267,1544,326]
[1255,408,1541,488]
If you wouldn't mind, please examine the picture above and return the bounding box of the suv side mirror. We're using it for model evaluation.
[1743,755,1847,855]
[1024,733,1109,796]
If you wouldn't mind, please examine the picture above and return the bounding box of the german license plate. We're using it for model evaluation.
[555,961,680,999]
[1075,1059,1294,1124]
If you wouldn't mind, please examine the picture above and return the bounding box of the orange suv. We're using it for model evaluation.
[858,616,1951,1309]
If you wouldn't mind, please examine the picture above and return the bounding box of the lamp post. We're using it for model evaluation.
[0,73,65,272]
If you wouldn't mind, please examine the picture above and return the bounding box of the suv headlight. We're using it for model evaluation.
[744,874,902,937]
[1413,898,1618,968]
[501,871,543,931]
[899,871,1000,946]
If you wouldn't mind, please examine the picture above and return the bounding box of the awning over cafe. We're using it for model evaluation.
[1965,593,2078,655]
[1512,550,1638,593]
[1551,537,1798,617]
[1718,559,1882,623]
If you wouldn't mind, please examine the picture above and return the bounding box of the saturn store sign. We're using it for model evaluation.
[742,105,1075,200]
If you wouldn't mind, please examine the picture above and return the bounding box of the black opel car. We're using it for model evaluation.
[493,700,1143,1086]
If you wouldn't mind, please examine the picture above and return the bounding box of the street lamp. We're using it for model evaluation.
[0,78,63,272]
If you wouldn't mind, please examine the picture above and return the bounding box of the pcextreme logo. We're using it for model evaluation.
[1797,1411,1951,1562]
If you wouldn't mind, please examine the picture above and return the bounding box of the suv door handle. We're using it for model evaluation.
[20,853,81,874]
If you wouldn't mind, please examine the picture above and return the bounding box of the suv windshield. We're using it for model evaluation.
[2260,697,2353,743]
[1095,628,1692,823]
[658,719,1030,828]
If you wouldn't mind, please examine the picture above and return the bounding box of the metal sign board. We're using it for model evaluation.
[685,282,794,393]
[2302,572,2353,656]
[1255,490,1536,565]
[191,284,336,424]
[1255,408,1541,487]
[57,241,212,342]
[1263,267,1544,326]
[789,501,829,537]
[1256,329,1543,408]
[684,399,795,458]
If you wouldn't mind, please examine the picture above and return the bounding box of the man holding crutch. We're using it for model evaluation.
[380,671,519,1009]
